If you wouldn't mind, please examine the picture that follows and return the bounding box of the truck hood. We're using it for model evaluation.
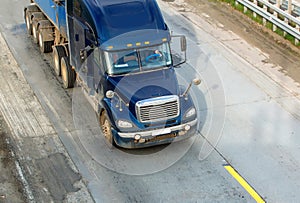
[107,68,178,106]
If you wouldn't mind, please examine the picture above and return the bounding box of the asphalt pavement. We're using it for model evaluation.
[0,0,300,202]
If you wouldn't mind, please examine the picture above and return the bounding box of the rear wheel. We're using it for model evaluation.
[25,11,33,35]
[24,5,39,35]
[61,56,76,88]
[38,30,53,53]
[31,12,45,44]
[53,46,66,76]
[100,110,115,147]
[32,21,39,44]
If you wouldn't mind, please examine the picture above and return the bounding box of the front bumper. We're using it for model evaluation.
[113,119,198,149]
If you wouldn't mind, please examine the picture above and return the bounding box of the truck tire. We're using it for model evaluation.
[32,21,39,44]
[25,11,33,35]
[100,110,115,147]
[24,5,39,35]
[53,45,66,76]
[61,57,76,88]
[38,30,53,53]
[31,12,45,44]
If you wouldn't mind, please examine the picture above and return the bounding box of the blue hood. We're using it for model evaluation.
[107,68,179,107]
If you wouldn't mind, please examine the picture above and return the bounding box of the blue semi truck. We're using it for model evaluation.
[24,0,200,148]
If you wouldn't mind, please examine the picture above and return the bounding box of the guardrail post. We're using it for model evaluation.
[253,11,257,18]
[284,18,288,36]
[263,5,267,10]
[244,6,248,13]
[276,0,281,8]
[283,30,287,36]
[273,24,277,31]
[287,0,292,14]
[296,24,300,45]
[263,18,267,26]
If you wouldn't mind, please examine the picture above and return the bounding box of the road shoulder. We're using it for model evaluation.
[0,32,94,202]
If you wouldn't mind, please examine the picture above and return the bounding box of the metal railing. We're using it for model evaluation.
[236,0,300,44]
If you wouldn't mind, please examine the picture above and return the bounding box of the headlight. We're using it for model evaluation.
[185,107,196,118]
[117,120,133,128]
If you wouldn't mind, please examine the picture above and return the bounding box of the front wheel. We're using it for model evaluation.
[100,110,115,147]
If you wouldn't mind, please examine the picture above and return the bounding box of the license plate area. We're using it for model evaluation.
[151,128,172,137]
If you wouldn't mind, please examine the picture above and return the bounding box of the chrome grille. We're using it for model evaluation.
[136,95,180,123]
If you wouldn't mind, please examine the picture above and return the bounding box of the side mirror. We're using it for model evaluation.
[171,34,187,67]
[105,90,129,111]
[106,90,115,98]
[181,36,187,52]
[79,45,92,61]
[181,78,201,99]
[193,78,201,86]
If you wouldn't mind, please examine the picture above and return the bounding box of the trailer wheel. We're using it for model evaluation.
[38,30,53,53]
[100,110,115,147]
[53,46,66,76]
[31,12,45,44]
[32,21,39,44]
[61,57,76,88]
[25,11,33,35]
[24,5,39,35]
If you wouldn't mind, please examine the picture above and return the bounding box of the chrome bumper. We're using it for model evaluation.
[118,119,197,138]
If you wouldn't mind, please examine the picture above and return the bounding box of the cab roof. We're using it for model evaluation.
[81,0,169,47]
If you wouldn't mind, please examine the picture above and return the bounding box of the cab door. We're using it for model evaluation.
[92,48,105,95]
[66,0,85,70]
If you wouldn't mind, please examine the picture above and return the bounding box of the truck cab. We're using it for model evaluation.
[93,40,199,148]
[67,0,199,148]
[24,0,200,148]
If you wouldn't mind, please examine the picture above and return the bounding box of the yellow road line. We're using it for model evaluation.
[224,165,265,203]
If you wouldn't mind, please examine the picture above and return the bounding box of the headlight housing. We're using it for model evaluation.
[117,120,134,128]
[185,107,196,118]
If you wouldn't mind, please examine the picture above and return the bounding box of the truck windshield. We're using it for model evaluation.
[104,43,172,75]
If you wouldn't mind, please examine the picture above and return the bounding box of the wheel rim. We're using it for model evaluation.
[54,50,60,74]
[61,59,67,84]
[33,25,37,39]
[39,32,43,48]
[26,15,30,31]
[101,114,113,144]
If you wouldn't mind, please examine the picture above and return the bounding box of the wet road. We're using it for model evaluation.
[1,0,300,202]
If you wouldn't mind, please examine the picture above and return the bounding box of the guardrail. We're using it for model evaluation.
[236,0,300,44]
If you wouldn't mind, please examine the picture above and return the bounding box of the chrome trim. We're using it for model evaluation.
[118,119,197,138]
[136,95,180,123]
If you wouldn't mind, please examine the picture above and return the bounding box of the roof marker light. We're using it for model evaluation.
[144,41,150,45]
[127,43,133,47]
[162,38,167,42]
[136,42,141,46]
